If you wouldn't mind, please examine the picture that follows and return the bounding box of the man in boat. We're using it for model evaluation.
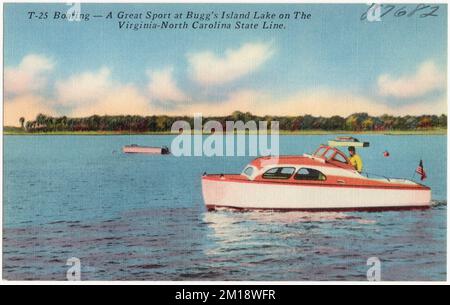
[348,146,363,173]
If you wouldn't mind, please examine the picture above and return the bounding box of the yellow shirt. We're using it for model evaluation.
[349,154,363,173]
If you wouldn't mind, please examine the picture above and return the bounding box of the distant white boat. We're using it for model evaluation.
[327,136,369,148]
[123,144,170,155]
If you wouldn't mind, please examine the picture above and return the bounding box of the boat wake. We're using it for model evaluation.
[207,207,375,224]
[431,200,447,207]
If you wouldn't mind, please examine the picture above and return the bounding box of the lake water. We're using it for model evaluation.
[3,135,447,281]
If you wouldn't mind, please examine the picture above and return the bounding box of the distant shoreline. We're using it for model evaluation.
[3,128,447,136]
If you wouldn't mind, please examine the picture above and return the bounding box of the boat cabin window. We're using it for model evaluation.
[294,168,326,181]
[262,167,295,179]
[242,166,254,177]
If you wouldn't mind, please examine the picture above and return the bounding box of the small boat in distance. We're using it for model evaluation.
[123,144,170,155]
[202,139,431,212]
[328,136,369,148]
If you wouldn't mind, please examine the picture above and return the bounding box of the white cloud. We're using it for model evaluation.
[147,67,189,103]
[5,53,446,125]
[4,94,57,126]
[71,85,155,117]
[56,67,112,105]
[187,42,274,86]
[3,54,57,126]
[378,60,446,99]
[4,54,54,95]
[54,67,156,116]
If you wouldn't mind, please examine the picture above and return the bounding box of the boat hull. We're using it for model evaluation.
[123,146,169,154]
[202,177,431,212]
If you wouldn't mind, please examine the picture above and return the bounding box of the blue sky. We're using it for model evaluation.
[3,3,448,125]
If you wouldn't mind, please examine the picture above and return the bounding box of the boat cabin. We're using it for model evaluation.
[241,144,357,181]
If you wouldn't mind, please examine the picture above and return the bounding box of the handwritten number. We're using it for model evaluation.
[421,6,439,18]
[380,5,395,18]
[360,4,374,21]
[361,4,440,21]
[407,4,429,17]
[394,7,407,17]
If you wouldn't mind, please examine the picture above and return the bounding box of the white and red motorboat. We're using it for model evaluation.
[123,144,170,155]
[202,139,431,212]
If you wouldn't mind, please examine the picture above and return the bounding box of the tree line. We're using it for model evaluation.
[20,112,447,132]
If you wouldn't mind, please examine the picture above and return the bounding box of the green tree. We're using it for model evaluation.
[438,114,447,128]
[19,117,25,129]
[418,116,432,128]
[156,116,169,131]
[362,118,374,130]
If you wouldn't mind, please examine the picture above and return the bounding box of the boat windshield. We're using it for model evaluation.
[313,146,328,157]
[323,149,335,160]
[313,145,349,163]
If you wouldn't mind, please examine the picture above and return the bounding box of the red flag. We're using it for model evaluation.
[416,160,427,181]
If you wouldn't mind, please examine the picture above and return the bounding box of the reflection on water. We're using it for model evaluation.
[3,135,447,280]
[201,206,445,281]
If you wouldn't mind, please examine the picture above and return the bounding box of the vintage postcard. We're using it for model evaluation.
[1,1,448,287]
